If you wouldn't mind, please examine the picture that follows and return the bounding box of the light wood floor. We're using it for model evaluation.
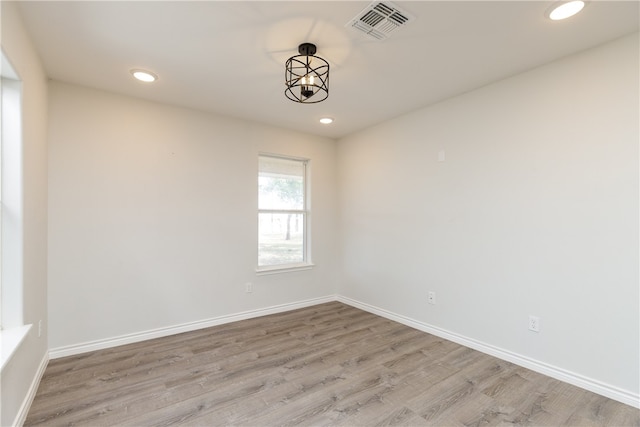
[26,302,639,426]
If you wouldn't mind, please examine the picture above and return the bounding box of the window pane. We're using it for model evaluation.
[259,157,304,210]
[258,213,304,266]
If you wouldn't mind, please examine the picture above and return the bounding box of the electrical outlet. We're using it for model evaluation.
[528,315,540,332]
[245,282,253,293]
[428,291,436,305]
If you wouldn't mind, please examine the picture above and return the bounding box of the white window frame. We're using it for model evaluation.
[256,153,313,275]
[1,50,30,372]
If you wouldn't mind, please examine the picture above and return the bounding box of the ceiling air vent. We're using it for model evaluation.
[346,1,414,41]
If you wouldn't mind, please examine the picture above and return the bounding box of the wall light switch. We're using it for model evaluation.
[437,149,445,162]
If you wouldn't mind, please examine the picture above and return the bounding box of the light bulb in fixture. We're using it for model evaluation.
[548,1,585,20]
[319,117,333,125]
[131,69,158,82]
[301,75,315,98]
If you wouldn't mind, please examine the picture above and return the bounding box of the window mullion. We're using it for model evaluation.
[258,209,306,215]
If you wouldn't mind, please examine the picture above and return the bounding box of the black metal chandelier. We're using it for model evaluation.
[285,43,329,104]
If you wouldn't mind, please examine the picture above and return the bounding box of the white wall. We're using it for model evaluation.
[337,33,639,399]
[47,82,338,350]
[0,2,49,426]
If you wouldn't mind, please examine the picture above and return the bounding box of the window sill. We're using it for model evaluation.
[1,324,32,372]
[256,263,315,275]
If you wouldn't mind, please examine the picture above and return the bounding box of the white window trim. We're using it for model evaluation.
[1,50,29,374]
[256,262,315,275]
[257,153,313,274]
[1,324,31,371]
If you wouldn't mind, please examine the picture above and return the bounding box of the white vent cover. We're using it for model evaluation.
[346,1,414,40]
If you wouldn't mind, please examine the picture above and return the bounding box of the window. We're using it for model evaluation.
[1,53,24,329]
[1,50,29,371]
[258,154,311,272]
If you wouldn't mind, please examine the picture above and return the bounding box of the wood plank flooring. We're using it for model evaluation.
[25,302,640,426]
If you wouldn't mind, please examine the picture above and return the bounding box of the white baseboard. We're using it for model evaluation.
[13,352,49,427]
[49,295,336,359]
[336,295,640,409]
[46,294,639,409]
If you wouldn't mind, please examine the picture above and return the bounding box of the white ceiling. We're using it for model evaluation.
[17,1,639,139]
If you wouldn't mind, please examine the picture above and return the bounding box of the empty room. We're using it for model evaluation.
[1,1,639,426]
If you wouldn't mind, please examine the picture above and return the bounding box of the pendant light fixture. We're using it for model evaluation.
[285,43,329,104]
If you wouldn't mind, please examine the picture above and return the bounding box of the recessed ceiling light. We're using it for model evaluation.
[130,69,158,82]
[319,117,334,124]
[547,1,585,20]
